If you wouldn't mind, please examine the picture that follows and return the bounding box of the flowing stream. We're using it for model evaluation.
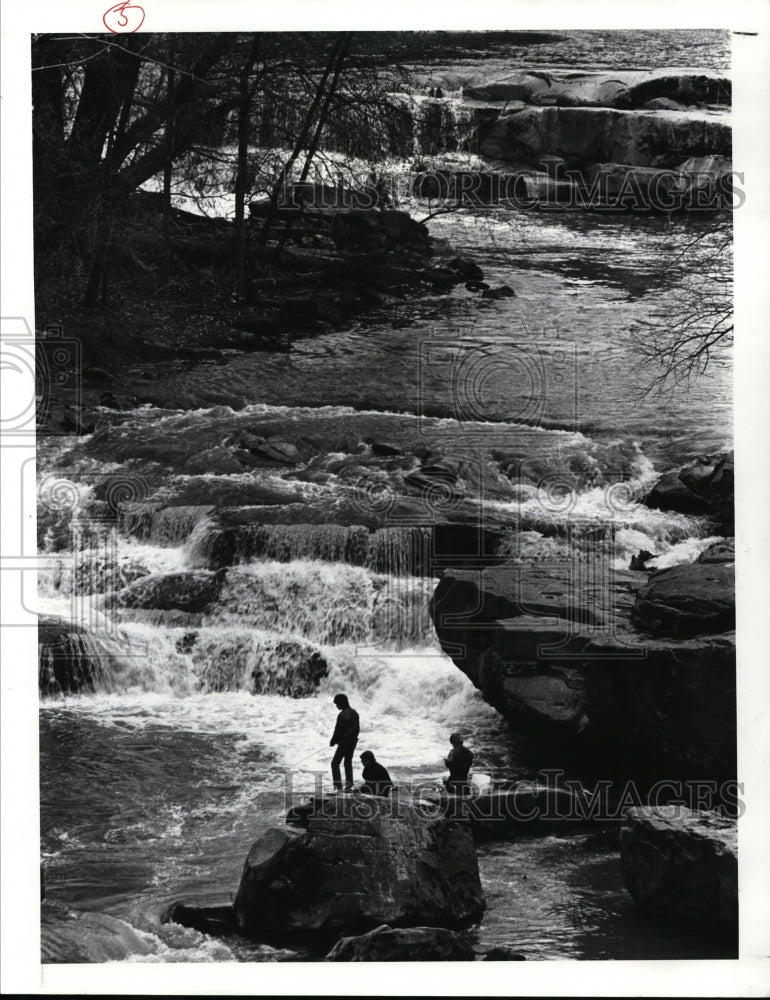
[38,30,733,962]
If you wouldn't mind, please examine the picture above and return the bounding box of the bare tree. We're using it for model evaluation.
[635,219,733,395]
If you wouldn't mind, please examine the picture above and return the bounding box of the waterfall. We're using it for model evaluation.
[185,522,434,575]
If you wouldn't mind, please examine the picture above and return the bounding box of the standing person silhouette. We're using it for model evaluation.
[329,693,360,792]
[444,732,473,797]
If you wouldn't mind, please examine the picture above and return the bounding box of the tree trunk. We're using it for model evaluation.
[163,39,177,248]
[233,35,261,286]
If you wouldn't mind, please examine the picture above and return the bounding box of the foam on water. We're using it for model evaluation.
[40,642,497,787]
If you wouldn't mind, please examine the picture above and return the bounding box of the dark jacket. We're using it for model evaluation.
[361,760,392,797]
[445,745,473,782]
[331,707,360,746]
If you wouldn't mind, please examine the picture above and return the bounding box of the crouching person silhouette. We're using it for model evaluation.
[358,750,393,797]
[330,693,360,792]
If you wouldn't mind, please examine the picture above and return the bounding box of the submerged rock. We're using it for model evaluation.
[479,946,527,960]
[415,783,590,838]
[117,570,223,613]
[325,924,474,962]
[620,806,737,931]
[234,795,485,937]
[481,284,516,300]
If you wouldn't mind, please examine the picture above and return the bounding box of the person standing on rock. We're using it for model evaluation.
[444,733,473,797]
[330,693,360,792]
[358,750,393,797]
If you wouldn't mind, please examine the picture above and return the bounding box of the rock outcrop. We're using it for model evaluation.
[464,69,730,110]
[479,106,731,170]
[234,795,485,937]
[620,806,738,932]
[430,561,736,781]
[325,924,475,962]
[631,562,735,636]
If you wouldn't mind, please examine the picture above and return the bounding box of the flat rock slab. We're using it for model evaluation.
[620,806,737,930]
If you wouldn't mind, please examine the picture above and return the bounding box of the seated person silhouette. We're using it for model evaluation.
[443,732,474,797]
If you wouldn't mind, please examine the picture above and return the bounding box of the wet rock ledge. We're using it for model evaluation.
[430,555,735,782]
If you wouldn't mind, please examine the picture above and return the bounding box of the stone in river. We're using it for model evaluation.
[118,570,223,613]
[160,902,237,937]
[697,539,735,564]
[449,257,484,281]
[631,561,734,636]
[642,452,733,526]
[325,924,475,961]
[481,285,516,299]
[620,806,737,932]
[234,795,485,937]
[237,432,304,464]
[479,946,527,960]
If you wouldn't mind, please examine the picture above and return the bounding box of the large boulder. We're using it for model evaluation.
[325,924,474,962]
[620,806,737,931]
[234,795,485,937]
[631,562,735,636]
[430,562,736,781]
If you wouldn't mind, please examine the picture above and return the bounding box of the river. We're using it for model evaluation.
[38,29,733,963]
